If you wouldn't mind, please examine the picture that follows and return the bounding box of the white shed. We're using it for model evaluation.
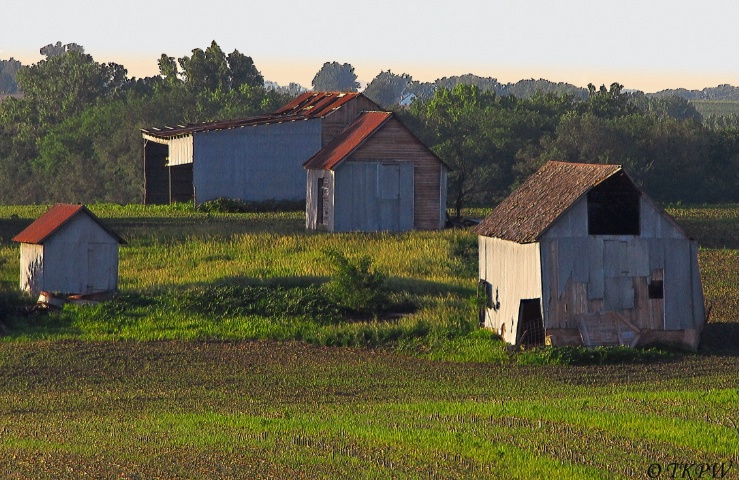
[12,204,125,298]
[475,161,705,351]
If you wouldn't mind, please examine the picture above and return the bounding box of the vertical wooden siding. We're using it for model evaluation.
[479,236,542,344]
[348,119,445,230]
[539,196,704,335]
[321,96,381,146]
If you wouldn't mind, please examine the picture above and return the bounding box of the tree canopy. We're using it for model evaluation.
[311,62,360,92]
[0,43,736,207]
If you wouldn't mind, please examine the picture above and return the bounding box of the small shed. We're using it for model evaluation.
[12,204,125,298]
[474,161,705,351]
[304,111,448,232]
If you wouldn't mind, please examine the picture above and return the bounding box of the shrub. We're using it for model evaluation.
[323,249,389,316]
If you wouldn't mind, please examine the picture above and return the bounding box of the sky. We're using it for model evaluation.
[2,0,738,93]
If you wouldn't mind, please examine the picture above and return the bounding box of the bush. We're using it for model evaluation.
[323,250,389,316]
[197,198,305,213]
[515,345,676,366]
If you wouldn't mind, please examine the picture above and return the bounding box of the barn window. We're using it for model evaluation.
[587,172,640,235]
[648,279,664,299]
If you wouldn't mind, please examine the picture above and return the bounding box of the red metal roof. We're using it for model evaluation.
[303,111,393,170]
[142,92,365,140]
[12,204,125,245]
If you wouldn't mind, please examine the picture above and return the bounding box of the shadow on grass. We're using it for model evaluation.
[699,321,739,356]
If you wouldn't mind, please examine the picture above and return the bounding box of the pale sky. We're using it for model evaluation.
[2,0,737,93]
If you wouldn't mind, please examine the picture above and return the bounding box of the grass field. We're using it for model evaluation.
[690,99,739,119]
[0,204,736,478]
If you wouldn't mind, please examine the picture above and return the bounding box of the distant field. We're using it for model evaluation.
[690,99,739,118]
[0,204,736,478]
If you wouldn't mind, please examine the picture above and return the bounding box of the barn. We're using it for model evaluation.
[142,92,380,206]
[12,204,125,298]
[474,161,705,351]
[304,111,448,232]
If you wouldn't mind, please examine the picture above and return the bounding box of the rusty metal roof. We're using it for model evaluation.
[474,161,624,243]
[303,111,393,170]
[142,92,366,139]
[13,204,126,245]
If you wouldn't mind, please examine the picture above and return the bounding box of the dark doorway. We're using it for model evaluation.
[169,163,194,204]
[517,299,545,346]
[144,141,169,205]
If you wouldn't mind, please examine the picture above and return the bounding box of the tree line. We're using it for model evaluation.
[0,41,736,207]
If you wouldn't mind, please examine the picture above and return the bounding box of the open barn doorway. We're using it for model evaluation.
[517,299,544,346]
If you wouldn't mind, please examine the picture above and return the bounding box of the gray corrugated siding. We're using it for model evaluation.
[193,120,322,204]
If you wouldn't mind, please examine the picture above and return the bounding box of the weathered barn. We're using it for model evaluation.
[12,204,125,298]
[141,92,380,206]
[304,111,448,232]
[474,161,705,350]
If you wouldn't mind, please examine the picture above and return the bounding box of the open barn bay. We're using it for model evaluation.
[0,204,736,478]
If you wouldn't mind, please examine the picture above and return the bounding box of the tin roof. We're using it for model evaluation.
[142,92,365,140]
[303,111,393,170]
[474,161,624,243]
[12,204,126,245]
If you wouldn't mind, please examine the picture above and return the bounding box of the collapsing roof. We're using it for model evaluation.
[12,204,125,245]
[141,92,364,140]
[475,161,646,243]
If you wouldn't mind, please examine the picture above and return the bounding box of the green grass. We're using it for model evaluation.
[0,341,735,479]
[0,204,736,477]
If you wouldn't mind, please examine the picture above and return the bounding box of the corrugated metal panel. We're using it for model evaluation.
[192,120,322,204]
[166,136,194,166]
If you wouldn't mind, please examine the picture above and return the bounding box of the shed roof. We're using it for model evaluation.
[303,111,393,170]
[142,92,368,140]
[12,204,126,245]
[474,161,626,243]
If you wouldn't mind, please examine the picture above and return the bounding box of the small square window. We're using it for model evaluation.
[648,279,664,299]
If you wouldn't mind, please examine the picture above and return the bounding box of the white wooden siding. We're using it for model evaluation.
[20,214,120,297]
[478,236,542,344]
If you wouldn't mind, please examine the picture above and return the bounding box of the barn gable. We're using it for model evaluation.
[304,112,448,232]
[475,161,705,350]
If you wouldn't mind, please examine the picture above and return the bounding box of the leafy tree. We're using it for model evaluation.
[412,85,503,215]
[157,54,180,87]
[363,70,413,108]
[227,50,263,90]
[0,58,22,94]
[40,41,84,58]
[311,62,359,92]
[16,49,128,126]
[173,41,263,93]
[580,83,638,118]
